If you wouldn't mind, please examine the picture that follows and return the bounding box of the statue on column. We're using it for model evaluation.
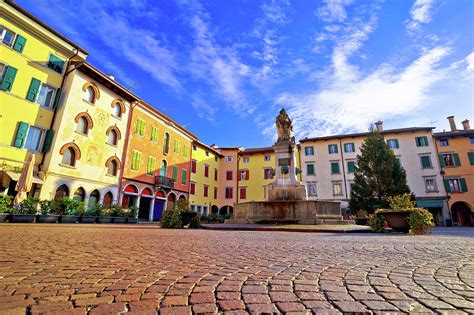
[276,108,293,143]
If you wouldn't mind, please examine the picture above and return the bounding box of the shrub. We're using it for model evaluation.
[207,213,223,223]
[224,213,233,220]
[0,195,13,213]
[369,213,386,233]
[160,210,183,228]
[125,206,138,218]
[355,210,369,218]
[17,197,39,214]
[189,215,201,229]
[85,203,103,216]
[39,200,59,215]
[109,204,125,217]
[175,198,189,212]
[58,198,85,216]
[407,209,434,235]
[387,194,416,210]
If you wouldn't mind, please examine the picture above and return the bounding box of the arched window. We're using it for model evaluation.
[163,133,170,154]
[73,187,86,201]
[54,184,69,202]
[108,160,118,176]
[103,191,113,208]
[112,102,122,117]
[160,160,167,177]
[62,147,76,166]
[76,117,89,135]
[107,129,118,145]
[88,190,100,209]
[84,86,95,103]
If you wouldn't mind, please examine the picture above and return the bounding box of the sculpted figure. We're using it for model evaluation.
[276,108,293,142]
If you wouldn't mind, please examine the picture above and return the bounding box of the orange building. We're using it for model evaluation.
[120,102,197,221]
[434,116,474,226]
[212,146,240,215]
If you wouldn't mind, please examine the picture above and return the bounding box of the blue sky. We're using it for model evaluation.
[19,0,473,147]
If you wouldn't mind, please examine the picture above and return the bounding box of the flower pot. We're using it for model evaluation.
[383,211,410,233]
[81,216,97,224]
[0,213,10,223]
[60,215,80,223]
[112,217,127,224]
[127,218,138,224]
[9,214,36,223]
[98,217,113,224]
[355,217,369,225]
[36,215,60,223]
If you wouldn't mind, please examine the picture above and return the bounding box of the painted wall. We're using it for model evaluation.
[238,150,274,202]
[216,148,239,208]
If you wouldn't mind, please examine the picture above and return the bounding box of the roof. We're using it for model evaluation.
[300,127,435,143]
[433,129,474,138]
[4,0,88,55]
[194,141,224,157]
[239,146,274,155]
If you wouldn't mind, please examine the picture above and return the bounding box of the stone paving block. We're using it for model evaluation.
[89,302,127,314]
[74,296,114,306]
[159,306,192,315]
[162,295,188,307]
[276,302,307,312]
[270,291,299,302]
[218,300,246,310]
[242,293,271,304]
[362,300,399,311]
[192,303,218,313]
[334,301,369,313]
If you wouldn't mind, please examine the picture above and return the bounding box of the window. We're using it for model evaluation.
[445,178,468,193]
[264,155,271,161]
[214,168,218,181]
[415,136,429,147]
[191,160,197,173]
[24,126,44,151]
[147,156,156,176]
[181,169,187,185]
[107,129,118,146]
[107,160,118,176]
[226,171,233,181]
[151,126,158,142]
[225,187,233,199]
[470,137,474,145]
[160,160,167,177]
[203,185,209,197]
[439,138,449,147]
[83,86,95,103]
[172,166,178,181]
[174,139,180,153]
[239,170,249,181]
[131,150,141,171]
[264,168,273,180]
[344,143,355,153]
[204,164,209,177]
[192,145,197,151]
[163,133,170,154]
[239,187,247,200]
[328,144,338,154]
[331,162,340,174]
[37,84,56,108]
[76,117,89,135]
[304,146,314,156]
[332,182,342,195]
[387,139,399,149]
[112,102,122,117]
[214,187,218,199]
[424,177,437,192]
[243,157,249,163]
[469,152,474,166]
[183,144,189,158]
[420,155,432,168]
[205,151,209,157]
[190,182,196,195]
[136,118,145,136]
[62,147,76,166]
[439,153,460,167]
[226,156,233,163]
[0,65,17,92]
[307,182,317,196]
[347,161,356,173]
[306,163,315,176]
[47,54,65,74]
[1,27,15,46]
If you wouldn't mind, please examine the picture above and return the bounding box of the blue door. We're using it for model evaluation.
[153,199,165,221]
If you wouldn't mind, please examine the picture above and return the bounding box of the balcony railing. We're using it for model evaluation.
[155,175,174,189]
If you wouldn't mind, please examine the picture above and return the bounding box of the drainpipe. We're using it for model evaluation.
[434,134,453,226]
[338,139,348,200]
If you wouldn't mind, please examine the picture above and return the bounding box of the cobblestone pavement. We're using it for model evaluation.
[0,225,473,314]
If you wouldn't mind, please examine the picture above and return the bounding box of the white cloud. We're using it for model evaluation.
[466,52,474,72]
[191,96,218,121]
[407,0,435,31]
[316,0,354,22]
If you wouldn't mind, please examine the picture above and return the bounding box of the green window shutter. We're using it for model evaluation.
[307,164,315,175]
[421,156,431,168]
[42,129,54,153]
[468,152,474,165]
[351,143,355,152]
[423,136,429,146]
[172,166,178,181]
[460,178,468,192]
[147,157,155,175]
[13,35,27,53]
[0,66,18,91]
[181,169,187,185]
[443,179,451,193]
[131,151,141,170]
[331,162,339,174]
[140,120,145,136]
[394,139,399,148]
[48,55,65,73]
[52,88,61,109]
[26,78,41,101]
[415,137,420,147]
[13,122,29,148]
[438,154,446,167]
[348,161,355,173]
[453,153,461,166]
[151,127,158,142]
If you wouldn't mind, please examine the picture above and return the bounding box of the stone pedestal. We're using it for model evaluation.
[265,184,307,201]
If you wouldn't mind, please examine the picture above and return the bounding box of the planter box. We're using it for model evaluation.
[37,215,60,223]
[112,217,127,224]
[60,215,80,223]
[9,214,36,223]
[355,217,369,225]
[0,213,10,223]
[81,216,97,224]
[383,211,410,233]
[98,217,113,224]
[127,218,138,224]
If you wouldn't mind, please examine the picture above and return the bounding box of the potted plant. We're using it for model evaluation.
[0,195,13,223]
[58,198,84,223]
[160,210,183,228]
[97,205,114,224]
[9,197,38,223]
[82,203,101,223]
[37,200,60,223]
[109,204,126,223]
[126,206,138,224]
[354,210,369,225]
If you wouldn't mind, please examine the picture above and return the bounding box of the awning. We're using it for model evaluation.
[417,199,445,208]
[6,171,44,184]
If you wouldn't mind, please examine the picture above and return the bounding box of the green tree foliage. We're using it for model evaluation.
[349,129,411,213]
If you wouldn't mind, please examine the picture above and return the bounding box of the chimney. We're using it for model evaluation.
[447,116,457,131]
[108,74,115,80]
[375,120,383,132]
[462,119,471,130]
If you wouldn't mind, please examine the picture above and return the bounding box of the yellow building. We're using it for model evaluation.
[189,141,223,216]
[40,63,139,207]
[0,0,88,198]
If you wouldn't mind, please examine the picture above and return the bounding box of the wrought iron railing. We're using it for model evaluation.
[155,175,174,188]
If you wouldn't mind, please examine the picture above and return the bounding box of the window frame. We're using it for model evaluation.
[424,177,438,192]
[328,144,338,154]
[36,83,57,108]
[343,143,355,153]
[243,157,250,163]
[226,170,233,181]
[225,187,233,199]
[420,155,433,169]
[332,181,343,196]
[46,53,65,74]
[304,146,314,156]
[306,163,315,176]
[0,26,15,47]
[239,187,247,200]
[439,138,449,147]
[24,125,45,152]
[306,181,317,196]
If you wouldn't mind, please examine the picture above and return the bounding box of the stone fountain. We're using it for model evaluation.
[228,109,346,224]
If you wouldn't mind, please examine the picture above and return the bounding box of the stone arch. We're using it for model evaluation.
[111,98,126,116]
[59,142,81,160]
[82,81,100,101]
[451,201,473,226]
[73,187,86,201]
[211,205,219,214]
[106,126,122,140]
[54,184,70,202]
[103,191,113,208]
[74,112,94,130]
[123,184,139,194]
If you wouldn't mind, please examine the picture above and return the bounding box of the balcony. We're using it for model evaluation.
[155,176,175,189]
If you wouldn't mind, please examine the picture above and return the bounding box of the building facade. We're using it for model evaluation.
[0,0,87,199]
[40,63,138,208]
[434,116,474,226]
[300,122,450,225]
[120,102,196,221]
[213,147,240,215]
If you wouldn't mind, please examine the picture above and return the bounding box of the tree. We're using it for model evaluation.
[349,129,411,213]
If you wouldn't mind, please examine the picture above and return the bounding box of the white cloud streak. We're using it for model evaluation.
[407,0,435,31]
[316,0,355,22]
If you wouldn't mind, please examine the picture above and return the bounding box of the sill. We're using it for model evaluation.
[421,167,434,170]
[425,190,439,193]
[105,142,118,148]
[331,173,341,175]
[105,174,117,177]
[83,100,95,105]
[38,104,55,111]
[59,163,76,169]
[74,131,89,137]
[111,114,122,120]
[145,174,154,177]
